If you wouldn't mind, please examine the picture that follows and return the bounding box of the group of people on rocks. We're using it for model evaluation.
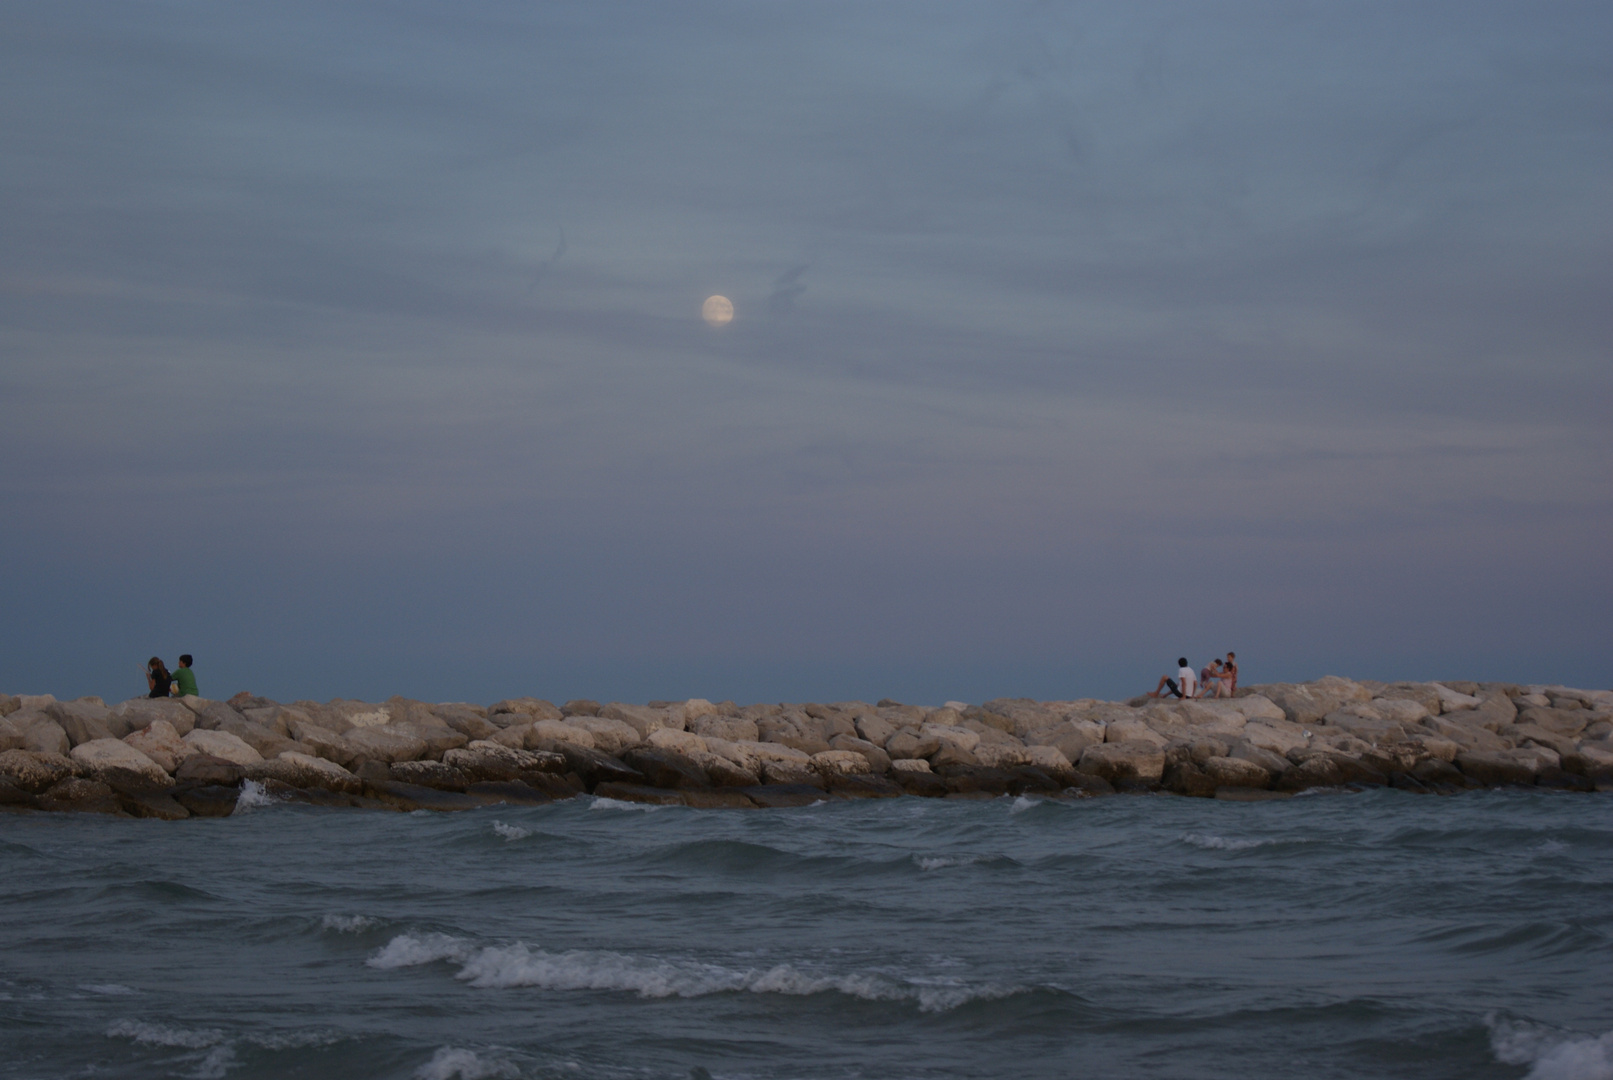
[145,654,198,699]
[1147,652,1237,700]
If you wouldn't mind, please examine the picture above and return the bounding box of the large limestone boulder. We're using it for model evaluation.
[191,700,245,732]
[487,697,563,722]
[690,750,759,788]
[1173,702,1251,737]
[1517,707,1591,738]
[1240,720,1309,756]
[207,714,299,758]
[1078,741,1165,783]
[599,703,681,739]
[920,723,980,754]
[670,698,719,726]
[1456,750,1538,785]
[124,720,195,774]
[0,717,24,752]
[1421,716,1510,752]
[525,719,597,752]
[1202,756,1271,788]
[24,720,71,757]
[1502,724,1577,759]
[973,742,1033,769]
[568,716,642,755]
[1369,698,1431,725]
[853,713,899,748]
[283,720,357,766]
[646,727,709,757]
[1024,744,1075,777]
[1320,707,1407,744]
[1376,682,1443,716]
[326,700,395,729]
[1255,678,1372,725]
[70,739,172,788]
[274,751,362,793]
[383,720,467,757]
[38,776,124,814]
[1229,742,1289,776]
[687,714,760,743]
[890,758,932,773]
[430,704,497,741]
[760,759,825,787]
[622,746,709,789]
[1223,695,1287,723]
[344,726,428,763]
[885,728,942,760]
[45,701,115,746]
[183,729,265,766]
[1106,719,1169,748]
[828,734,891,773]
[1025,719,1103,762]
[757,712,833,755]
[1406,733,1461,762]
[443,741,566,783]
[0,749,77,792]
[813,750,873,777]
[111,698,197,737]
[0,694,18,716]
[1433,684,1483,711]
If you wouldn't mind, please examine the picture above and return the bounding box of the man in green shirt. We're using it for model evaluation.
[173,654,199,698]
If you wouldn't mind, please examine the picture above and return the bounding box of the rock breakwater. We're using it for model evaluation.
[1,678,1609,817]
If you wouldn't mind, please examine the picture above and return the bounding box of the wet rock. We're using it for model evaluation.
[1214,787,1292,802]
[760,759,826,787]
[183,729,265,766]
[891,768,948,797]
[1062,774,1116,797]
[623,747,710,790]
[681,788,759,808]
[824,772,902,799]
[812,749,871,776]
[38,777,124,814]
[1163,760,1219,798]
[365,780,483,812]
[70,739,172,788]
[115,787,191,819]
[1535,767,1595,792]
[1202,756,1271,789]
[174,753,246,787]
[939,764,1013,795]
[0,775,39,809]
[1077,741,1166,784]
[552,744,644,790]
[443,742,567,783]
[390,760,470,790]
[464,780,554,806]
[739,783,832,808]
[592,782,686,806]
[267,752,362,792]
[1411,757,1473,788]
[1455,750,1536,786]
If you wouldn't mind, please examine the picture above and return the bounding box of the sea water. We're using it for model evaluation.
[2,788,1610,1080]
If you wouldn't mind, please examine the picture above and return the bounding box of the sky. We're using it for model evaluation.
[2,1,1609,707]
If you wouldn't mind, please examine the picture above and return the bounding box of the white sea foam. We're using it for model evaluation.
[80,983,136,995]
[191,1044,237,1079]
[915,854,985,871]
[492,821,530,841]
[1180,833,1281,851]
[368,933,477,969]
[415,1047,521,1080]
[1009,795,1039,814]
[107,1020,226,1048]
[1490,1014,1613,1080]
[234,780,279,812]
[371,934,1022,1013]
[589,796,668,812]
[322,914,379,933]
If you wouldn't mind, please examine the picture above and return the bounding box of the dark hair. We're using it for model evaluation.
[1177,657,1188,667]
[1227,652,1235,658]
[179,654,193,667]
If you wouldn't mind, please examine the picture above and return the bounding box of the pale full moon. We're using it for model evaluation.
[702,294,734,327]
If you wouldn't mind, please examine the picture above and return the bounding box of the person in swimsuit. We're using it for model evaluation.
[146,657,174,698]
[1223,652,1238,695]
[1197,659,1228,698]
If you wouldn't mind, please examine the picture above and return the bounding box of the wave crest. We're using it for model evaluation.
[1490,1014,1613,1080]
[370,934,1023,1013]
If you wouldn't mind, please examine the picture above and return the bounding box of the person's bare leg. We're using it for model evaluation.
[1147,675,1172,698]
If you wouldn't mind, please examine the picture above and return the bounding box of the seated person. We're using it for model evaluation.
[146,657,173,698]
[173,654,198,698]
[1147,658,1197,699]
[1198,659,1231,698]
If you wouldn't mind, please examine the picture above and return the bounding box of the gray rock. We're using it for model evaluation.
[284,721,357,767]
[828,734,891,774]
[69,739,172,789]
[562,699,602,717]
[431,705,498,741]
[123,720,193,773]
[1252,677,1373,725]
[852,713,898,748]
[0,717,24,753]
[486,698,563,722]
[344,726,429,764]
[1230,741,1290,776]
[383,720,467,757]
[390,760,469,791]
[192,700,245,732]
[1456,750,1536,786]
[112,698,197,737]
[1517,707,1590,738]
[0,749,77,793]
[0,694,18,717]
[24,721,71,757]
[174,753,245,787]
[45,701,115,746]
[885,729,942,760]
[1202,756,1271,789]
[688,715,760,743]
[622,747,710,790]
[1077,741,1166,784]
[759,760,826,788]
[443,741,567,784]
[182,729,265,766]
[38,777,123,814]
[116,788,190,820]
[173,785,238,817]
[929,745,980,769]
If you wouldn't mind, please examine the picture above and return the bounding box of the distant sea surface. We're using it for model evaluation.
[3,788,1610,1080]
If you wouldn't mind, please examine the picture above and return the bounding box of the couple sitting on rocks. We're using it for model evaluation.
[145,655,198,699]
[1147,653,1237,700]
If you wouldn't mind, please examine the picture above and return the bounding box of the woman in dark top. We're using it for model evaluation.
[146,657,173,698]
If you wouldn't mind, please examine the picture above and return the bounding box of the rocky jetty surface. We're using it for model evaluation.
[1,678,1609,817]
